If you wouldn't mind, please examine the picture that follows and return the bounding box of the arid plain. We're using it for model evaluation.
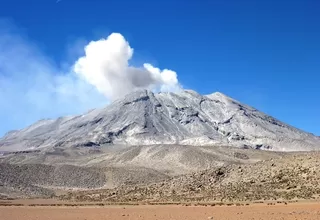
[1,202,320,220]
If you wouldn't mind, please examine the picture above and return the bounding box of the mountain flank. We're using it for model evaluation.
[1,90,319,152]
[1,89,320,200]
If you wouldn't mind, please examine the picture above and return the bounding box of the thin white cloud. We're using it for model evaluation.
[0,22,107,136]
[0,22,181,136]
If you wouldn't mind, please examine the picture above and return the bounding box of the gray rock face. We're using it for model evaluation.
[1,90,320,151]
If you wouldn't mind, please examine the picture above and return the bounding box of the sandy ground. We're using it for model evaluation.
[1,203,320,220]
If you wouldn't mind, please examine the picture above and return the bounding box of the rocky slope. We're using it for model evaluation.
[62,152,320,203]
[0,163,106,198]
[1,90,320,151]
[0,144,282,174]
[0,145,283,198]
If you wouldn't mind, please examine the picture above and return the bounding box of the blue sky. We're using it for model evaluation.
[0,0,319,136]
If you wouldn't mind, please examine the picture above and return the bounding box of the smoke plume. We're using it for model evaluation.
[74,33,180,100]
